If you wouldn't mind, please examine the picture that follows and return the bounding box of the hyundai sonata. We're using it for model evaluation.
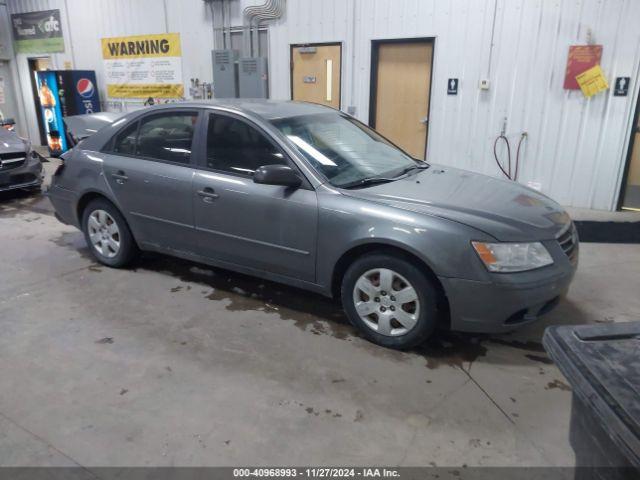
[48,100,578,349]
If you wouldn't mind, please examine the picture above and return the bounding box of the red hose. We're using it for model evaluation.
[493,135,511,179]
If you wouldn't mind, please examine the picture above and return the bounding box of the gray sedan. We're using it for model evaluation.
[48,100,578,349]
[0,121,43,193]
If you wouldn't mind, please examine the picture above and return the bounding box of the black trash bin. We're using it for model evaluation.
[543,322,640,480]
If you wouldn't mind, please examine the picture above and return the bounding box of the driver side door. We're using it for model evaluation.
[192,112,318,283]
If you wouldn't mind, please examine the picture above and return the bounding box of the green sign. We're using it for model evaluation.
[11,9,65,53]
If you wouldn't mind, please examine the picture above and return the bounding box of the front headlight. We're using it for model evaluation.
[472,241,553,273]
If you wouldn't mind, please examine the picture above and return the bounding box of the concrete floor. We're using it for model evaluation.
[1,161,639,467]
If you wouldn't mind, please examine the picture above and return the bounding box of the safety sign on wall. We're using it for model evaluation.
[564,45,602,90]
[575,65,609,98]
[101,33,183,98]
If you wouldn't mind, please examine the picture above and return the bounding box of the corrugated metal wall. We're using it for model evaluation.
[6,0,640,210]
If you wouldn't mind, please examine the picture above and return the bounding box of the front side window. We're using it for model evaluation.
[206,114,287,176]
[136,112,198,164]
[271,113,420,188]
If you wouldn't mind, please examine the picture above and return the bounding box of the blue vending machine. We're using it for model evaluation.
[36,70,101,156]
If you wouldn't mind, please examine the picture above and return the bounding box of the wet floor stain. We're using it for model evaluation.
[0,190,54,218]
[487,338,546,353]
[417,334,488,371]
[525,354,554,365]
[49,230,562,374]
[50,231,95,261]
[546,379,571,391]
[135,253,354,341]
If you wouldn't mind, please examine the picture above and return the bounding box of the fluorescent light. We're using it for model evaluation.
[287,135,336,166]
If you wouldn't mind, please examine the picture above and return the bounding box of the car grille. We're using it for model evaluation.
[557,223,578,260]
[0,152,26,171]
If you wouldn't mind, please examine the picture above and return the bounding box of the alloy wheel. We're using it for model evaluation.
[352,268,420,336]
[87,209,121,258]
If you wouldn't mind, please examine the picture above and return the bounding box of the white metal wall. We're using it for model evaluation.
[6,0,640,211]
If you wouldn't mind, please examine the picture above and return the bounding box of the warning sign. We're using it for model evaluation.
[101,33,183,98]
[575,65,609,98]
[564,45,602,90]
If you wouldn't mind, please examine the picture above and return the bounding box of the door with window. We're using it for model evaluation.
[102,110,201,251]
[193,112,318,282]
[291,44,341,109]
[370,39,433,159]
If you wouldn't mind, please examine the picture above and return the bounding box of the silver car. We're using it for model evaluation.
[48,100,578,349]
[0,120,43,193]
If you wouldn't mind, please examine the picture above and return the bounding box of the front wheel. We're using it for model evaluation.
[341,253,439,349]
[81,198,138,267]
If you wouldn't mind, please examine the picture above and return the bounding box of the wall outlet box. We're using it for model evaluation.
[479,79,490,90]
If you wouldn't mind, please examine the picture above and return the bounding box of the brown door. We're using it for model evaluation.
[291,44,341,109]
[371,40,433,159]
[622,110,640,210]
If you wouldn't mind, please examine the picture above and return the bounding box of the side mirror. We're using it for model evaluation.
[253,164,302,188]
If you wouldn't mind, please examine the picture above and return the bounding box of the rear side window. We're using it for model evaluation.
[136,112,198,164]
[112,121,138,155]
[206,114,287,175]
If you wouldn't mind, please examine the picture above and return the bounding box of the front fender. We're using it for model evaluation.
[316,191,495,291]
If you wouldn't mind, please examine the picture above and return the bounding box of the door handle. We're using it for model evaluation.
[111,171,128,184]
[420,116,429,124]
[197,188,219,203]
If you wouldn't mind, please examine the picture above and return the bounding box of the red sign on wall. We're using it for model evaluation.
[564,45,603,90]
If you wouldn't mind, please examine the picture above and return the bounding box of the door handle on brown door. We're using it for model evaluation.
[197,188,219,203]
[111,171,128,184]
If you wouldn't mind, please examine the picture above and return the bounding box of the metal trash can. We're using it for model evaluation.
[543,322,640,480]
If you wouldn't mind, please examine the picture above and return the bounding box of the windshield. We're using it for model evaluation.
[271,113,421,188]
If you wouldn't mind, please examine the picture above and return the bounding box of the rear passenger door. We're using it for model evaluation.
[192,112,318,283]
[102,109,202,252]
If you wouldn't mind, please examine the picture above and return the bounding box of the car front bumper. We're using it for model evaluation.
[439,243,578,333]
[0,153,43,192]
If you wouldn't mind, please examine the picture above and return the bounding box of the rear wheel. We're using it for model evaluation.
[341,253,439,349]
[81,198,137,267]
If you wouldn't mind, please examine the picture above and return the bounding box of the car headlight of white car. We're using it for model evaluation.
[472,241,554,273]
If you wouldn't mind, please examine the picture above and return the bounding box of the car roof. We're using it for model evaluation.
[143,99,336,121]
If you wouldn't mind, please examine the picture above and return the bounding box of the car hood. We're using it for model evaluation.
[339,164,571,241]
[0,128,28,153]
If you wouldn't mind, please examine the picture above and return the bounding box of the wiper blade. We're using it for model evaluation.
[340,177,396,189]
[394,162,430,177]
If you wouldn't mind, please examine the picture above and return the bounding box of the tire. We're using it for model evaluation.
[81,198,138,267]
[341,253,439,350]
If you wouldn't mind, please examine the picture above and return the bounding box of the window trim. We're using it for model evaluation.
[198,110,313,190]
[102,108,203,167]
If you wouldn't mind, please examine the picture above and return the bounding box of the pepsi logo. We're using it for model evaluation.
[76,78,95,98]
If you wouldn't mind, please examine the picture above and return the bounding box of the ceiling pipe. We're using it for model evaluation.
[251,0,284,57]
[243,0,284,57]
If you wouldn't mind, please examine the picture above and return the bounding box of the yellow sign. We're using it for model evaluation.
[101,33,183,99]
[575,65,609,98]
[101,33,181,59]
[106,83,184,98]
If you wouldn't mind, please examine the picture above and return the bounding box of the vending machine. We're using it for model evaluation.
[35,70,101,156]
